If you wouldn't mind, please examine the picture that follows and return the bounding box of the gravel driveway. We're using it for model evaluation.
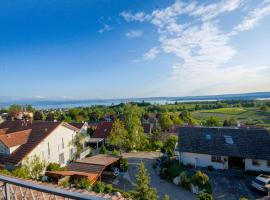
[121,152,196,200]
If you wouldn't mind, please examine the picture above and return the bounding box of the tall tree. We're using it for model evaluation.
[159,113,173,130]
[123,104,146,150]
[109,119,129,153]
[132,162,158,200]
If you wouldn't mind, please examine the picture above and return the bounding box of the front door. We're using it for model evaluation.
[228,157,245,169]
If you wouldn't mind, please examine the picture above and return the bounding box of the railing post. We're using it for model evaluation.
[4,183,10,200]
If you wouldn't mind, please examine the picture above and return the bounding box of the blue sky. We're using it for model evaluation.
[0,0,270,100]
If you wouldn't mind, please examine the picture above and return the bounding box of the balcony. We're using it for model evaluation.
[0,174,108,200]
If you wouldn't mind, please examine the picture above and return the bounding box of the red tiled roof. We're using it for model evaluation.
[92,122,113,139]
[0,128,8,135]
[0,121,62,165]
[0,129,31,148]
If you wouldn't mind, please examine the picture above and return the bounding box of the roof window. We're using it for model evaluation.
[205,134,211,140]
[224,135,234,144]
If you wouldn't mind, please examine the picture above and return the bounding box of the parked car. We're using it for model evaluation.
[251,174,270,193]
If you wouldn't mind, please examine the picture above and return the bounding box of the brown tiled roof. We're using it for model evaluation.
[68,122,85,130]
[0,129,31,148]
[76,154,120,166]
[67,162,104,175]
[0,121,62,165]
[62,123,80,132]
[92,122,113,139]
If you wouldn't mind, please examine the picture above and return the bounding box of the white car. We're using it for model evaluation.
[251,174,270,193]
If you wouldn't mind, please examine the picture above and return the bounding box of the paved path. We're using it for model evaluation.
[122,152,196,200]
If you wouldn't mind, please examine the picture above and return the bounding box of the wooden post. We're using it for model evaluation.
[4,183,10,200]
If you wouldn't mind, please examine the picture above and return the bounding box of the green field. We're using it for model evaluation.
[192,107,270,128]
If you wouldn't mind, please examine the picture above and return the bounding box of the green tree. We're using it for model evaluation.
[70,133,86,159]
[16,155,46,180]
[172,116,184,126]
[8,104,22,114]
[163,135,178,156]
[159,113,174,130]
[99,144,107,154]
[109,119,129,153]
[132,162,158,200]
[203,116,220,127]
[123,104,147,150]
[223,117,237,127]
[164,194,170,200]
[34,111,46,121]
[197,193,214,200]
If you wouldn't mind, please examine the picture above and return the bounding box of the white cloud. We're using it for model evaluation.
[125,30,143,38]
[120,11,150,22]
[231,0,270,35]
[121,0,270,94]
[98,24,112,34]
[143,47,160,61]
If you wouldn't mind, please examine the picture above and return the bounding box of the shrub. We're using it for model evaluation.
[12,167,30,179]
[180,172,191,191]
[105,184,113,193]
[46,163,66,171]
[112,149,119,156]
[0,169,12,176]
[92,181,106,193]
[197,193,214,200]
[206,166,214,171]
[99,144,107,154]
[160,159,183,181]
[120,158,128,172]
[239,197,248,200]
[60,180,70,188]
[191,171,209,188]
[164,194,170,200]
[74,177,91,189]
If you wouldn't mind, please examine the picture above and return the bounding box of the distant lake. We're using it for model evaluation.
[0,92,269,109]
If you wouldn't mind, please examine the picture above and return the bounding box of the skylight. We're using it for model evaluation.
[224,136,234,144]
[206,134,211,140]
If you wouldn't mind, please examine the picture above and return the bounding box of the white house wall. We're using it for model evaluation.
[180,152,228,170]
[245,159,270,172]
[23,125,77,166]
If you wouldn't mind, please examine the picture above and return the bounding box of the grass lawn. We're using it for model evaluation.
[192,107,270,128]
[198,107,247,115]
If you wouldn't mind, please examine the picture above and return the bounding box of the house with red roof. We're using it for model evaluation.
[0,120,82,169]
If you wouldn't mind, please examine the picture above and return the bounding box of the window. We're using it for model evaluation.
[267,160,270,167]
[47,142,50,157]
[252,159,260,166]
[62,137,64,149]
[211,155,222,163]
[59,153,65,164]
